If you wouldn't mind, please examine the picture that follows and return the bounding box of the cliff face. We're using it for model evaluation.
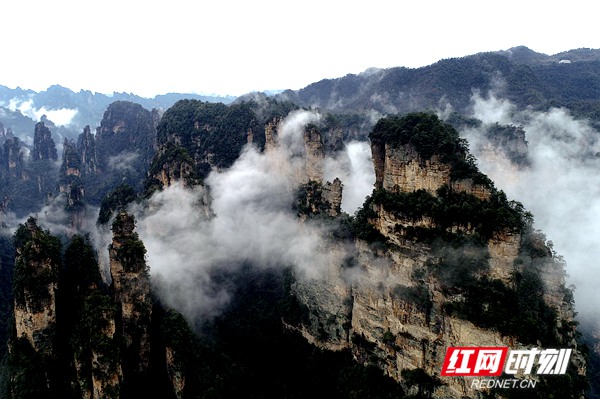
[372,142,451,193]
[1,137,25,181]
[371,141,491,200]
[303,124,325,182]
[77,125,99,177]
[0,122,60,216]
[96,101,156,170]
[264,118,279,152]
[292,114,585,398]
[7,215,194,398]
[148,100,267,192]
[109,212,152,377]
[78,101,158,202]
[12,218,59,354]
[32,122,58,162]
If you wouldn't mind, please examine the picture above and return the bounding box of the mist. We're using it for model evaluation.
[324,141,376,215]
[8,98,78,127]
[132,110,352,320]
[458,92,600,327]
[107,151,140,173]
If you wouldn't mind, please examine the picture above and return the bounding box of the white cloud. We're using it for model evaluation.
[461,93,600,325]
[107,151,140,172]
[324,141,375,215]
[132,111,348,320]
[8,98,78,127]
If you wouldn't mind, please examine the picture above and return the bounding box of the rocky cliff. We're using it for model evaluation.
[2,103,588,397]
[109,212,152,380]
[5,214,197,398]
[60,139,86,230]
[12,218,59,354]
[147,100,261,192]
[291,113,586,398]
[0,121,59,215]
[77,125,99,177]
[32,122,58,162]
[1,136,25,181]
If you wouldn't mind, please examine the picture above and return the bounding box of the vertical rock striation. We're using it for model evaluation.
[109,212,152,384]
[32,122,58,162]
[292,113,586,398]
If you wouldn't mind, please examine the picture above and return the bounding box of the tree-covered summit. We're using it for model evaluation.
[370,112,492,184]
[370,112,466,159]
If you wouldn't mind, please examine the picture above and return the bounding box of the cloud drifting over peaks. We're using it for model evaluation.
[133,111,347,320]
[8,98,78,127]
[324,141,375,215]
[460,92,600,325]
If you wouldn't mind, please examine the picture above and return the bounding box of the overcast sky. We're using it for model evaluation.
[2,0,598,97]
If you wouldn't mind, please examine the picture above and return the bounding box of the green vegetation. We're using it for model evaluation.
[485,123,530,166]
[71,291,121,389]
[294,180,330,217]
[6,337,51,398]
[110,214,148,275]
[62,235,102,296]
[0,138,60,217]
[351,195,387,243]
[371,112,492,184]
[12,218,61,311]
[370,113,467,161]
[355,112,530,254]
[440,230,572,347]
[154,100,262,182]
[426,241,490,291]
[116,234,147,274]
[97,183,138,225]
[366,184,529,243]
[145,142,199,193]
[84,101,156,203]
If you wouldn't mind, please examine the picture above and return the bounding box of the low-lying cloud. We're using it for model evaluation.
[458,92,600,327]
[324,141,375,214]
[107,151,140,172]
[9,98,78,127]
[133,110,352,320]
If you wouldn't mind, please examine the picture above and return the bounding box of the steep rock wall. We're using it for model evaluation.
[109,212,152,378]
[292,114,584,398]
[12,219,59,354]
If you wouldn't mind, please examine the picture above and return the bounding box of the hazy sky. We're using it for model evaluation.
[2,0,598,97]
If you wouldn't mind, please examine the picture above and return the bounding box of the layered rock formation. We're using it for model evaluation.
[32,122,58,161]
[109,212,152,377]
[264,117,279,152]
[1,136,25,181]
[303,123,325,182]
[6,214,195,398]
[291,113,586,398]
[77,125,99,177]
[0,124,60,216]
[12,218,59,354]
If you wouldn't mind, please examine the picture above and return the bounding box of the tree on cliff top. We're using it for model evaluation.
[370,112,492,184]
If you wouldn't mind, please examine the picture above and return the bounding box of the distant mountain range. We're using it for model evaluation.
[275,46,600,121]
[0,84,235,138]
[2,45,600,141]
